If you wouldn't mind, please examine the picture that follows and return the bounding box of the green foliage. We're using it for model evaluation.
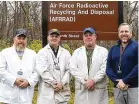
[0,39,42,53]
[32,88,38,104]
[109,97,114,104]
[28,40,42,53]
[69,77,75,93]
[0,39,11,51]
[107,78,114,97]
[68,92,75,104]
[62,44,74,54]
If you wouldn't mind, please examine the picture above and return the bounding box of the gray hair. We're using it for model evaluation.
[118,23,132,34]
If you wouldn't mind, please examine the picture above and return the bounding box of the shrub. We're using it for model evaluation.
[28,40,42,53]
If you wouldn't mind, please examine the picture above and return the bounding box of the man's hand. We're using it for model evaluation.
[19,79,29,88]
[14,78,24,86]
[84,79,95,90]
[123,85,129,90]
[53,82,63,92]
[117,79,128,90]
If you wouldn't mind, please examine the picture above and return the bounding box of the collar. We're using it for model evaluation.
[50,46,59,52]
[117,39,132,46]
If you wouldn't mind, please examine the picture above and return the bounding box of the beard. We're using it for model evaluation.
[120,35,131,44]
[15,43,25,51]
[87,43,93,47]
[122,40,128,44]
[85,42,95,49]
[121,38,130,44]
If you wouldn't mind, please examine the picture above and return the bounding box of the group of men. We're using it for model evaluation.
[0,23,138,104]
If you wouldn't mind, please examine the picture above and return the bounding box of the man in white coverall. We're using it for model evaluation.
[0,28,38,104]
[69,27,108,104]
[36,29,71,104]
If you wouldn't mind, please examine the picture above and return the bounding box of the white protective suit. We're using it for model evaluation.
[70,45,108,104]
[36,44,71,104]
[0,46,38,104]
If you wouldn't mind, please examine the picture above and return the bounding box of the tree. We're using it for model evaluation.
[123,1,138,39]
[0,1,42,44]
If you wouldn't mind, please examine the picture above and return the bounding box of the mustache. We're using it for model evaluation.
[16,43,26,47]
[18,43,24,44]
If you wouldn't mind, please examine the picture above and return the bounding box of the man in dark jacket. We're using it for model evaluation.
[106,23,138,104]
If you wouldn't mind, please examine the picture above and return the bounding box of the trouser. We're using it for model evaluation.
[114,88,138,104]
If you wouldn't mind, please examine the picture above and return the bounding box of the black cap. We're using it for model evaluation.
[15,28,27,37]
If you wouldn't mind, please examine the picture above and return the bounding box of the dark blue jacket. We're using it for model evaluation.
[106,39,138,88]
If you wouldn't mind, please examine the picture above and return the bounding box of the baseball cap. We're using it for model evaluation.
[15,28,27,37]
[83,27,96,34]
[48,29,60,35]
